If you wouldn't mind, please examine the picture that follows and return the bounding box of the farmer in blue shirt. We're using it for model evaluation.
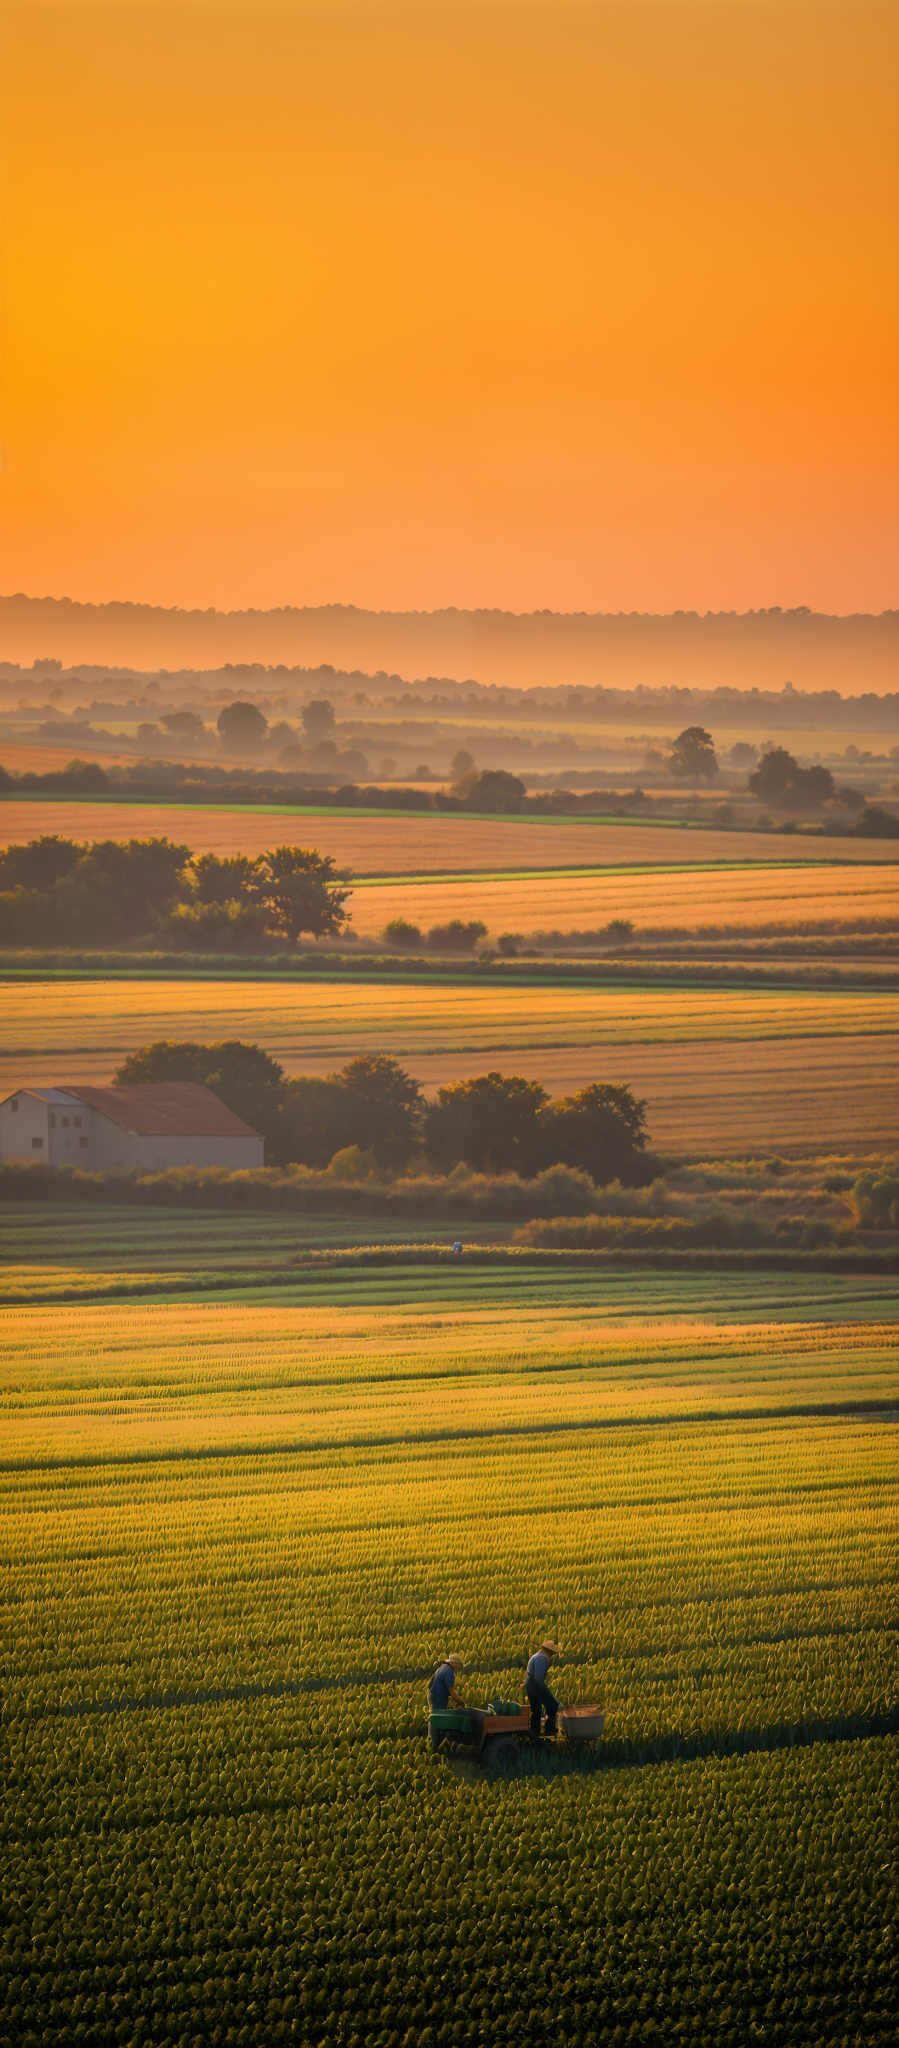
[525,1638,562,1740]
[427,1654,466,1749]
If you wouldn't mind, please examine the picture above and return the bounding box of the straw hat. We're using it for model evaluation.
[448,1654,465,1669]
[540,1638,562,1654]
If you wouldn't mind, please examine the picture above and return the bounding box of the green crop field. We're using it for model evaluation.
[3,1245,897,2048]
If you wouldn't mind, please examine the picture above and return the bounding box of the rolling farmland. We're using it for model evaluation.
[3,976,897,1150]
[3,1257,897,2046]
[2,796,898,871]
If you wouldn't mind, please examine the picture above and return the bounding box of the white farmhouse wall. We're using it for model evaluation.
[0,1092,49,1161]
[1,1090,264,1170]
[46,1103,93,1168]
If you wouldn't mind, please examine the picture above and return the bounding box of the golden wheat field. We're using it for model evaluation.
[2,798,897,872]
[351,862,898,935]
[3,976,896,1149]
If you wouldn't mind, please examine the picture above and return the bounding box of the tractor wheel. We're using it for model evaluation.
[484,1734,521,1775]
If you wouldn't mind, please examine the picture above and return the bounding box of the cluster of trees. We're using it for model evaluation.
[748,747,835,809]
[117,1039,653,1183]
[382,917,489,953]
[0,837,350,946]
[210,696,368,779]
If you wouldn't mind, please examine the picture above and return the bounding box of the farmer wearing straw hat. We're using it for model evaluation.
[427,1654,466,1749]
[525,1638,562,1740]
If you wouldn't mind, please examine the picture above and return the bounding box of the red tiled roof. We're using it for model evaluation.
[61,1083,261,1139]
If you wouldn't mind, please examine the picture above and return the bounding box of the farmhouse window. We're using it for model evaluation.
[10,1098,18,1111]
[32,1137,43,1149]
[74,1116,82,1128]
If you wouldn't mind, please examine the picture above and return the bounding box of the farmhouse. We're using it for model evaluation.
[0,1083,264,1171]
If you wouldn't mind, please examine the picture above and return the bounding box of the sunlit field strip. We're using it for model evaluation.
[3,797,898,870]
[4,1267,896,2047]
[4,976,896,1149]
[2,1278,895,1461]
[348,862,899,934]
[4,974,895,1054]
[4,1303,896,1710]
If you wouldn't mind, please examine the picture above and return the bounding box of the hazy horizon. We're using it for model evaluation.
[3,592,897,692]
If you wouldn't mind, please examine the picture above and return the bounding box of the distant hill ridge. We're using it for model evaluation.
[2,594,897,693]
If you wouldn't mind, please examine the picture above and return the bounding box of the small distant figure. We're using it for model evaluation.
[525,1638,562,1741]
[451,1240,463,1258]
[427,1654,466,1750]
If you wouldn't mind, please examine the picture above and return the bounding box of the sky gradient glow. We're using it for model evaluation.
[4,1,898,613]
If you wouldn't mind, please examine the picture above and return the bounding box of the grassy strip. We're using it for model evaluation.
[3,1245,898,1306]
[349,858,877,885]
[1,950,896,993]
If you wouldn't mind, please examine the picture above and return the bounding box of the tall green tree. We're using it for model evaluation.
[338,1055,423,1168]
[251,846,351,943]
[668,727,719,781]
[425,1072,547,1175]
[217,700,268,752]
[538,1082,649,1183]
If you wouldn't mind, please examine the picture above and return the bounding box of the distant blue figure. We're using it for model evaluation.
[451,1241,463,1258]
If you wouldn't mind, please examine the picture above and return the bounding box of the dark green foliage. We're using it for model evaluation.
[668,725,719,781]
[749,747,836,809]
[250,844,351,942]
[301,698,336,745]
[382,918,423,950]
[851,1165,899,1229]
[192,852,258,903]
[0,834,84,889]
[114,1038,286,1144]
[538,1083,649,1183]
[854,804,899,837]
[216,699,269,751]
[426,1071,549,1174]
[337,1054,424,1168]
[461,768,527,811]
[425,919,488,952]
[277,1075,355,1168]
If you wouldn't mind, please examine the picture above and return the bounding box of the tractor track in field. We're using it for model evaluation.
[4,1397,897,1476]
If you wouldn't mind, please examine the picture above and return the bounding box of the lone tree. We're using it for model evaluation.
[425,1072,548,1175]
[668,727,718,782]
[462,769,527,813]
[217,701,269,753]
[302,699,336,747]
[251,846,351,943]
[115,1038,285,1144]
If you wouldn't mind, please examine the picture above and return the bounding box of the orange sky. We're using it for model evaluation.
[3,1,898,614]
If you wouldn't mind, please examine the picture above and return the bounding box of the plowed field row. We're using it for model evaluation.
[2,797,896,871]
